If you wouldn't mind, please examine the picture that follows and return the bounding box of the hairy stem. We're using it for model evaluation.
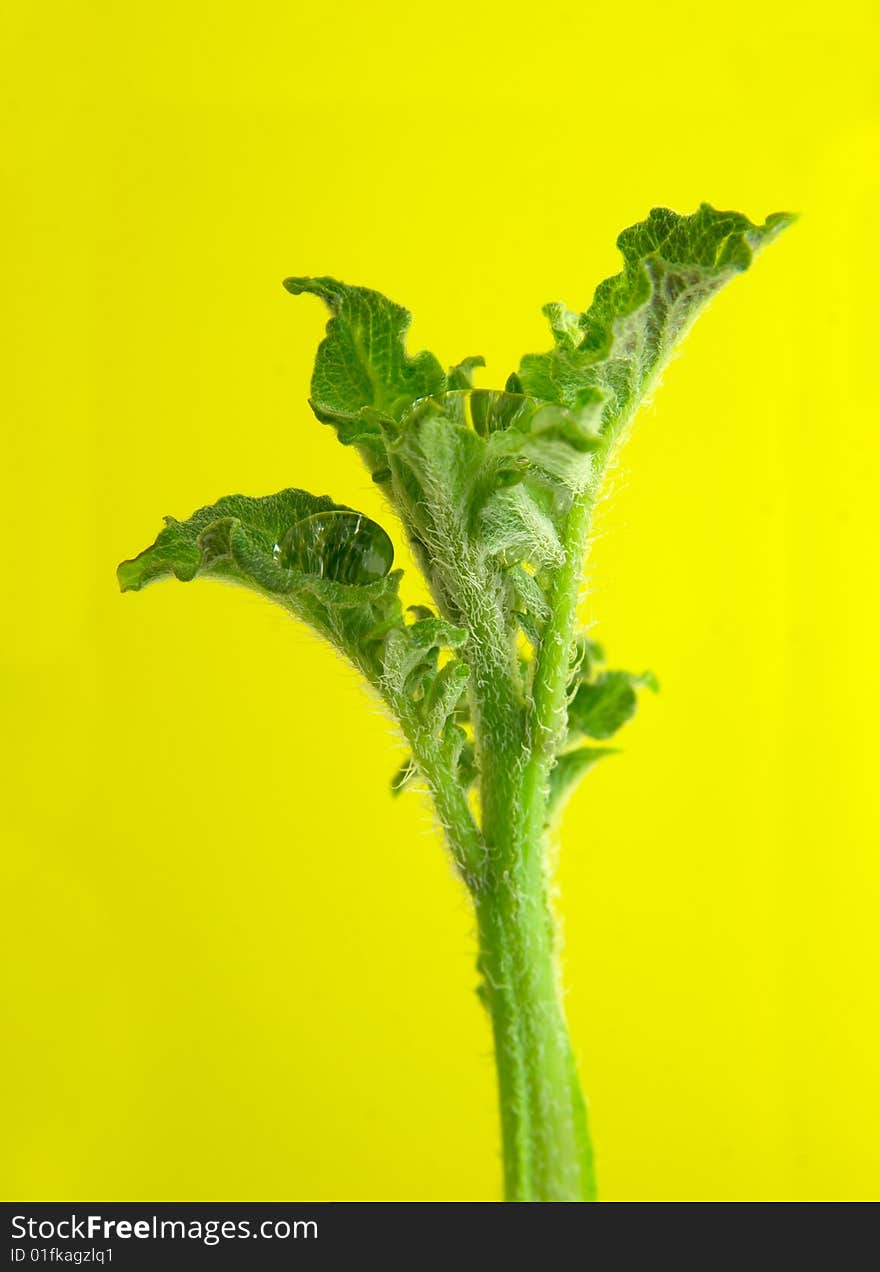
[475,839,595,1201]
[410,731,485,885]
[528,493,595,762]
[389,690,485,885]
[519,491,596,851]
[465,515,596,1199]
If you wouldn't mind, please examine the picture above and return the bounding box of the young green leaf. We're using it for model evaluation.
[284,276,446,473]
[381,616,471,762]
[379,388,605,635]
[118,489,404,679]
[447,355,486,390]
[381,617,468,700]
[547,746,617,821]
[568,669,658,742]
[518,204,795,451]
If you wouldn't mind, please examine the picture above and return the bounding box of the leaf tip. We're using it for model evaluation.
[116,557,145,593]
[756,209,799,247]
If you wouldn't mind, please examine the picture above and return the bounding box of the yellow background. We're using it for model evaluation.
[3,1,878,1201]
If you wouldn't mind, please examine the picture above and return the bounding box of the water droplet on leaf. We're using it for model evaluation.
[274,511,394,584]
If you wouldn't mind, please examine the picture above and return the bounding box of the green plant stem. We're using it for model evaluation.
[465,502,597,1200]
[475,846,595,1201]
[529,493,596,763]
[384,685,485,885]
[518,490,597,852]
[409,727,485,885]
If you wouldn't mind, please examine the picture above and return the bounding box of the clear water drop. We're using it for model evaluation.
[275,511,393,585]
